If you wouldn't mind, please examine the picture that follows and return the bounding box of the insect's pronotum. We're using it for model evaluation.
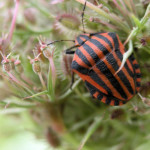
[48,1,141,106]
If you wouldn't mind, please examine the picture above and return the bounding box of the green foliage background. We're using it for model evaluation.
[0,0,150,150]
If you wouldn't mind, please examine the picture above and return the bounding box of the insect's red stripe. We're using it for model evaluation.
[106,33,135,76]
[132,60,141,74]
[92,36,133,95]
[136,78,141,82]
[85,40,126,100]
[78,45,95,66]
[131,58,141,92]
[110,100,115,106]
[103,33,136,97]
[73,69,109,95]
[85,36,130,100]
[85,40,104,59]
[79,38,126,100]
[78,45,113,96]
[119,101,124,106]
[92,36,112,53]
[135,68,141,74]
[115,35,137,95]
[73,53,89,69]
[88,84,126,106]
[80,37,87,43]
[100,96,107,103]
[93,91,99,98]
[93,36,134,100]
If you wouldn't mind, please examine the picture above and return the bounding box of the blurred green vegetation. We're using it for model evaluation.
[0,0,150,150]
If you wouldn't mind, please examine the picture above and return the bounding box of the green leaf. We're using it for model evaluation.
[131,15,141,28]
[23,90,48,100]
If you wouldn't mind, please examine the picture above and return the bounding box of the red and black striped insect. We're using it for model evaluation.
[48,1,141,106]
[65,32,141,106]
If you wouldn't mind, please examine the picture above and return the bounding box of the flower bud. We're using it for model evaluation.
[2,61,11,72]
[43,49,52,59]
[54,13,80,36]
[14,59,24,73]
[32,60,41,74]
[1,56,11,72]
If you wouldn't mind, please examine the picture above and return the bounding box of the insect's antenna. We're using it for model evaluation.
[81,0,87,33]
[47,40,75,46]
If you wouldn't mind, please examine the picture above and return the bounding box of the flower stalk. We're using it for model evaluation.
[75,0,129,33]
[8,0,19,42]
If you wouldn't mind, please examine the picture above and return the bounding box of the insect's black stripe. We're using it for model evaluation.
[114,100,119,106]
[75,49,92,67]
[114,51,134,94]
[97,94,103,101]
[106,98,111,105]
[72,60,113,95]
[89,39,109,55]
[83,36,133,98]
[108,32,134,78]
[80,35,90,40]
[94,34,114,50]
[82,37,133,99]
[82,43,100,64]
[72,60,89,74]
[128,55,139,93]
[136,82,141,87]
[85,81,103,101]
[136,73,141,78]
[88,69,113,95]
[129,54,135,61]
[85,81,126,103]
[96,59,128,99]
[84,81,97,96]
[76,36,84,45]
[133,64,140,69]
[129,54,141,92]
[89,33,134,96]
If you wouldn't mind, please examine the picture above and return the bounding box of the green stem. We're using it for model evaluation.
[78,116,103,150]
[23,90,48,100]
[70,110,101,131]
[47,60,55,101]
[58,78,82,101]
[76,0,129,33]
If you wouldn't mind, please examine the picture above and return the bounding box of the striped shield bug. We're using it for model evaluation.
[48,1,141,106]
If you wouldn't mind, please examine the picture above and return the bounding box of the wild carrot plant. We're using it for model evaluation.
[0,0,150,150]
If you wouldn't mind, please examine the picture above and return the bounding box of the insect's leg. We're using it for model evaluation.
[130,54,141,92]
[70,71,74,89]
[65,45,79,54]
[81,0,87,33]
